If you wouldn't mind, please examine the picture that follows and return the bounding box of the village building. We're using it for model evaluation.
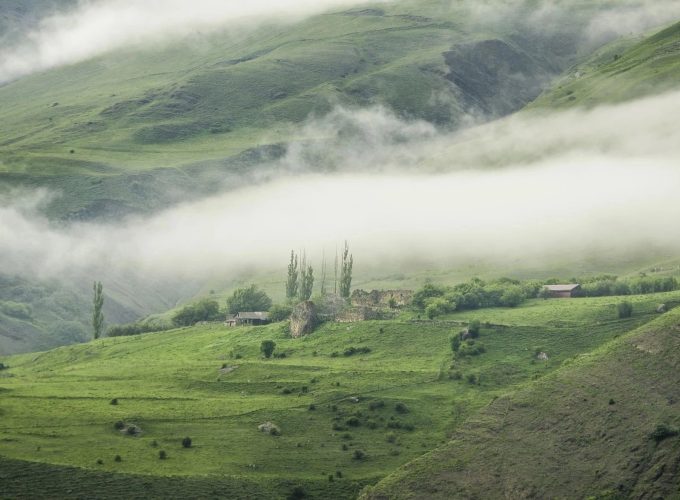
[543,284,581,298]
[225,312,270,327]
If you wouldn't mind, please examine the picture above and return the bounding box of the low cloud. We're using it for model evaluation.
[0,0,385,83]
[2,91,680,282]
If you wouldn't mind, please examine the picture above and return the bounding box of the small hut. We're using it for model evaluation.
[543,284,581,298]
[225,312,270,327]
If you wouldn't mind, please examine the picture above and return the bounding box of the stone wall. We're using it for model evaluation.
[350,289,413,308]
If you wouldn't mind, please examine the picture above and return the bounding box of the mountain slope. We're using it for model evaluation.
[0,1,610,220]
[362,307,680,499]
[2,293,677,498]
[532,20,680,109]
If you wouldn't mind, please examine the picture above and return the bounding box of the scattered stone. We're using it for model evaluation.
[657,304,667,313]
[536,352,549,361]
[258,422,281,436]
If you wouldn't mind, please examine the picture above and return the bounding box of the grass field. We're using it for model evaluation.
[364,305,680,499]
[1,291,679,498]
[532,21,680,109]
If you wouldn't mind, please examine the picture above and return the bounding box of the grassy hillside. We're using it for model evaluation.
[0,1,614,220]
[1,291,679,498]
[532,21,680,108]
[362,306,680,499]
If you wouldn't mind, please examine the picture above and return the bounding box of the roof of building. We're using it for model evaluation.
[544,284,581,292]
[236,312,270,320]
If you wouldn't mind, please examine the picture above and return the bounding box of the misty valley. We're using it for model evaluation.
[1,1,680,499]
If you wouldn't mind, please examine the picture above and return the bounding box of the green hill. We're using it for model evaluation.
[0,1,624,220]
[532,21,680,109]
[362,306,680,499]
[1,291,680,498]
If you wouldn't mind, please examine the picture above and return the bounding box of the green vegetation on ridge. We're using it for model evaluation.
[1,290,679,498]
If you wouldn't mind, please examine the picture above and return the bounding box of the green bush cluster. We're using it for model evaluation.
[107,321,172,337]
[172,299,222,326]
[414,278,538,318]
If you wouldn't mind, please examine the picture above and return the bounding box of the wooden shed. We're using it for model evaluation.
[543,284,581,298]
[225,312,270,327]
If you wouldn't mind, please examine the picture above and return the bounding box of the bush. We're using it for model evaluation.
[114,421,125,430]
[467,319,481,337]
[114,455,122,462]
[260,340,276,359]
[110,398,118,405]
[618,301,633,319]
[466,373,479,385]
[308,404,316,411]
[0,362,7,371]
[650,424,678,442]
[287,486,307,500]
[386,432,397,443]
[269,303,293,322]
[343,346,371,357]
[159,450,167,460]
[352,449,366,460]
[226,285,272,315]
[457,340,486,357]
[395,402,410,414]
[346,416,361,427]
[368,400,385,411]
[450,335,461,353]
[425,297,450,319]
[182,437,192,448]
[172,299,221,326]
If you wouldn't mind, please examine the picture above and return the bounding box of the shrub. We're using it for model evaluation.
[287,486,307,500]
[425,297,450,319]
[114,421,125,430]
[650,424,678,442]
[308,404,316,411]
[342,443,348,451]
[346,416,361,427]
[150,440,158,448]
[467,319,481,337]
[226,285,272,315]
[110,398,118,405]
[328,474,334,482]
[343,346,371,357]
[182,437,192,448]
[386,432,397,443]
[114,455,122,462]
[395,402,410,414]
[0,362,7,370]
[449,370,462,380]
[618,301,633,319]
[172,299,221,326]
[457,340,486,357]
[96,459,103,465]
[260,340,276,359]
[352,449,366,460]
[466,373,479,385]
[159,450,167,460]
[450,335,461,353]
[369,400,385,411]
[269,303,293,322]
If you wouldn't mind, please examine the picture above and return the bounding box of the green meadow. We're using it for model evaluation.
[2,291,679,498]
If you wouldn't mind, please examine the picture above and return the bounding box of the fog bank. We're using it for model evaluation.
[2,90,680,281]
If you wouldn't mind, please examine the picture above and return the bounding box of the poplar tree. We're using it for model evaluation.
[286,251,299,300]
[339,241,353,299]
[92,281,104,340]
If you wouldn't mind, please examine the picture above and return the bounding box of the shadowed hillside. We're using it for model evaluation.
[362,308,680,499]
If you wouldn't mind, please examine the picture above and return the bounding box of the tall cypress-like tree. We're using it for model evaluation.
[320,250,327,296]
[339,241,353,299]
[297,252,314,301]
[286,251,299,300]
[92,281,104,340]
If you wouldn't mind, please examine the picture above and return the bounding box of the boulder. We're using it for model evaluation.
[536,352,549,361]
[290,301,317,338]
[258,422,280,435]
[657,304,667,313]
